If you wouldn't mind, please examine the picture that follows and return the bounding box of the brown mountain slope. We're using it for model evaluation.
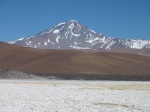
[111,48,150,57]
[0,42,150,76]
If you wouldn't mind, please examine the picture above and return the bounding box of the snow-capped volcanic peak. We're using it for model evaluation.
[8,20,150,50]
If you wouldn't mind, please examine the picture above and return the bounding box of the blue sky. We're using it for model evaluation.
[0,0,150,42]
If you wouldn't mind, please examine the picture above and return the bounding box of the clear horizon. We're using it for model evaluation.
[0,0,150,42]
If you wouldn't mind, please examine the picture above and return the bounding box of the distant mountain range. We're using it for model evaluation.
[9,20,150,50]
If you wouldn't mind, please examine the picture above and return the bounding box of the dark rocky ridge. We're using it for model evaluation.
[0,69,32,79]
[34,73,150,81]
[1,69,150,81]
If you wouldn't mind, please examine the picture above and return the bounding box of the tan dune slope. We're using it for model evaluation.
[0,42,150,75]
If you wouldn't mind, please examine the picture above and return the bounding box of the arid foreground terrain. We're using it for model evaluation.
[0,80,150,112]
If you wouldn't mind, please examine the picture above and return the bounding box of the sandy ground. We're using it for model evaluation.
[0,80,150,112]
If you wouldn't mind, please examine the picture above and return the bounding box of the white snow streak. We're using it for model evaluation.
[68,23,74,29]
[44,42,47,45]
[53,29,60,34]
[71,32,81,37]
[90,30,96,34]
[55,22,66,27]
[9,38,24,44]
[56,36,61,43]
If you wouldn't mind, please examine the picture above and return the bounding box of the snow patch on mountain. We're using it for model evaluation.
[53,29,60,34]
[90,30,96,34]
[56,36,61,43]
[71,32,81,37]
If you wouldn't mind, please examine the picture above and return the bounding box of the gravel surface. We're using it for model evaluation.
[0,80,150,112]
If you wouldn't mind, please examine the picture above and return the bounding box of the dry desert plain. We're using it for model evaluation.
[0,80,150,112]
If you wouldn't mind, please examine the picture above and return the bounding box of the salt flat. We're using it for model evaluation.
[0,80,150,112]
